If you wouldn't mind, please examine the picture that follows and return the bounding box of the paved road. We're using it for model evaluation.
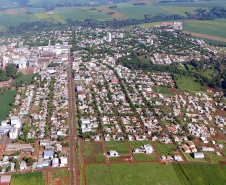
[68,53,80,185]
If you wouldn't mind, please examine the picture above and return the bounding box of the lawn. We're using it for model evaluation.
[83,141,106,164]
[152,86,174,95]
[133,153,158,161]
[174,74,205,92]
[172,163,226,185]
[129,140,149,149]
[106,140,130,156]
[216,140,226,157]
[201,68,217,80]
[13,74,34,85]
[153,141,176,156]
[11,172,45,185]
[183,20,226,38]
[0,90,16,122]
[180,150,207,162]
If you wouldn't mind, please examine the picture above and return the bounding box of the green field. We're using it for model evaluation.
[158,6,209,16]
[11,172,45,185]
[52,169,70,179]
[106,140,130,156]
[129,140,149,149]
[133,153,158,161]
[180,150,207,162]
[183,20,226,38]
[153,141,176,156]
[85,163,182,185]
[85,162,226,185]
[205,152,226,164]
[83,141,106,164]
[0,90,16,122]
[174,74,205,92]
[13,74,34,85]
[152,86,174,95]
[172,163,226,185]
[113,3,168,20]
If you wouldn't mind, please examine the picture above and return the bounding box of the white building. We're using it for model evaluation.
[9,127,18,139]
[107,32,112,42]
[52,158,59,167]
[108,150,119,157]
[10,116,21,128]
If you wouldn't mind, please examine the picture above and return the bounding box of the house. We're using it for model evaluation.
[141,144,153,154]
[20,161,27,170]
[0,175,11,183]
[76,86,83,93]
[192,152,205,159]
[60,157,68,166]
[108,150,119,157]
[43,150,54,159]
[181,144,191,153]
[52,158,59,167]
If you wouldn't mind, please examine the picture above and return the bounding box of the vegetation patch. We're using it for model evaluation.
[13,74,34,85]
[153,141,176,156]
[11,172,45,185]
[152,86,174,95]
[106,140,130,156]
[174,74,205,92]
[83,142,106,164]
[133,153,158,161]
[0,90,16,122]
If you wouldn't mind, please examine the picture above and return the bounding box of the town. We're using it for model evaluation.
[0,22,225,184]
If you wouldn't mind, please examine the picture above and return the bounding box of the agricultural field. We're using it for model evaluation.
[0,90,16,122]
[153,141,176,156]
[112,3,168,20]
[174,74,206,92]
[183,20,226,39]
[172,163,226,185]
[83,141,106,164]
[158,6,209,16]
[85,163,182,185]
[11,172,45,185]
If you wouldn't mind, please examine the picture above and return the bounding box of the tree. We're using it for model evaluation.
[6,64,18,79]
[12,158,19,170]
[0,166,2,172]
[58,136,64,141]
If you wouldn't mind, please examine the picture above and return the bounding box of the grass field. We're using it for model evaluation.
[183,20,226,39]
[13,74,34,85]
[113,3,168,20]
[159,6,209,16]
[83,142,106,164]
[153,141,176,156]
[174,74,205,92]
[85,163,182,185]
[205,152,226,164]
[152,86,174,95]
[172,163,226,185]
[0,90,16,122]
[52,169,70,179]
[11,172,45,185]
[106,140,130,156]
[180,150,207,162]
[129,140,149,149]
[133,153,158,161]
[85,164,112,185]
